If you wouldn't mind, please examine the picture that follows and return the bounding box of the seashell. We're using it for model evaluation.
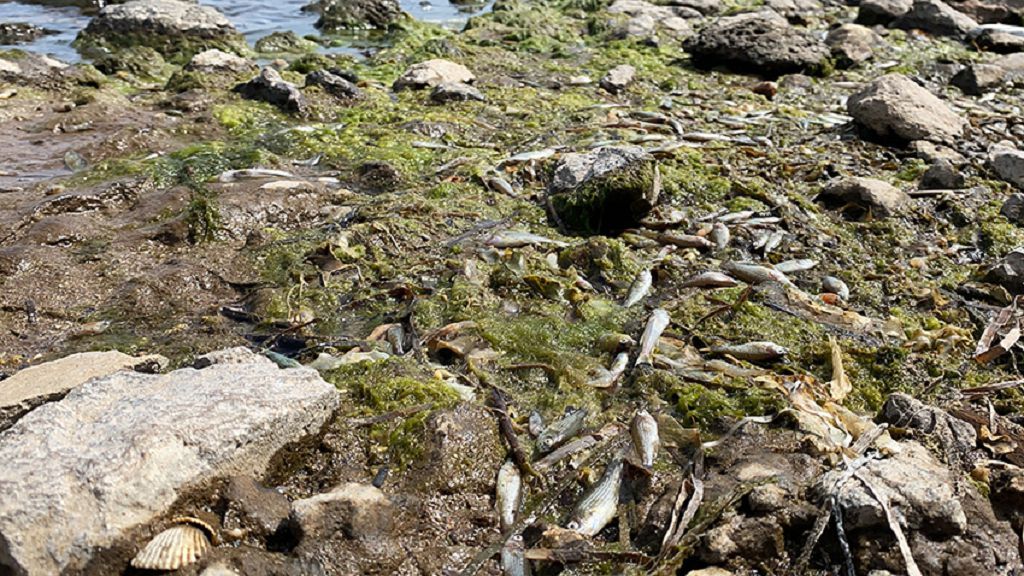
[131,517,214,571]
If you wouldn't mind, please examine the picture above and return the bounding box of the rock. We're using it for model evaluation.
[290,482,395,540]
[829,442,967,535]
[683,11,831,78]
[847,73,966,144]
[995,52,1024,80]
[600,64,636,94]
[547,146,659,235]
[986,246,1024,293]
[0,347,339,575]
[306,69,362,99]
[991,146,1024,188]
[1000,192,1024,223]
[685,569,736,576]
[857,0,913,24]
[876,393,978,459]
[0,350,167,432]
[909,139,966,164]
[223,476,292,540]
[410,403,504,494]
[697,513,785,565]
[764,0,823,23]
[0,23,54,45]
[234,67,307,113]
[185,48,254,73]
[950,0,1024,22]
[817,176,911,218]
[920,159,965,189]
[93,45,166,78]
[76,0,245,62]
[607,0,694,40]
[311,0,402,31]
[430,81,485,102]
[826,24,879,66]
[972,27,1024,53]
[255,31,318,54]
[952,62,1007,94]
[393,59,475,91]
[200,564,243,576]
[672,0,721,14]
[893,0,979,36]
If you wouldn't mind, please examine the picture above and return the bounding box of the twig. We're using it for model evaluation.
[523,548,649,563]
[350,402,433,427]
[488,386,540,483]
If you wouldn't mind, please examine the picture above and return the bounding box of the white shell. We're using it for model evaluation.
[131,523,211,570]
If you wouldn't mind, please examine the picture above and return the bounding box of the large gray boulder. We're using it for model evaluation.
[893,0,979,36]
[0,348,339,575]
[308,0,402,31]
[847,73,966,144]
[683,11,831,78]
[75,0,246,61]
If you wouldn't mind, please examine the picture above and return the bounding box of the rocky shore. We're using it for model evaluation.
[2,0,1024,574]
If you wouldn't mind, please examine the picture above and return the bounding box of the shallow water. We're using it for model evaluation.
[0,0,487,62]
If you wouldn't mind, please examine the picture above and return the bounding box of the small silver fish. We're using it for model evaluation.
[537,409,587,454]
[762,230,784,255]
[710,222,730,250]
[710,341,788,362]
[218,168,294,182]
[716,210,755,223]
[502,148,557,164]
[773,259,818,274]
[822,276,850,300]
[486,230,569,249]
[623,269,652,308]
[721,262,794,287]
[637,229,712,249]
[636,308,670,367]
[528,411,544,437]
[680,271,738,289]
[496,459,523,531]
[568,459,624,536]
[630,410,659,468]
[500,535,530,576]
[486,174,515,196]
[741,216,783,227]
[588,352,629,389]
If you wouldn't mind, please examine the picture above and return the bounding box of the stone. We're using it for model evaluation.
[847,73,966,144]
[201,564,243,576]
[310,0,402,31]
[410,403,504,494]
[995,52,1024,80]
[991,146,1024,189]
[920,159,966,189]
[876,393,978,461]
[0,347,339,575]
[0,350,167,432]
[255,31,318,54]
[986,246,1024,293]
[909,139,966,164]
[76,0,245,61]
[683,11,831,78]
[306,69,362,99]
[600,64,637,94]
[185,48,255,73]
[393,59,475,91]
[972,27,1024,53]
[672,0,721,14]
[607,0,694,40]
[430,81,485,102]
[764,0,823,23]
[223,476,292,540]
[952,62,1007,94]
[893,0,979,36]
[857,0,913,24]
[547,146,658,235]
[826,23,880,66]
[290,482,395,540]
[0,23,54,45]
[949,0,1024,22]
[817,176,911,218]
[234,67,307,113]
[1000,192,1024,223]
[93,45,167,78]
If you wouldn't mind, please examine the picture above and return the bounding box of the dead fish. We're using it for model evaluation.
[501,148,557,165]
[500,535,530,576]
[721,261,794,287]
[496,459,523,531]
[574,274,595,292]
[597,332,635,353]
[622,269,652,308]
[710,341,788,362]
[710,222,730,250]
[131,517,215,571]
[681,271,738,289]
[486,174,515,196]
[741,216,783,227]
[716,210,755,223]
[486,230,569,249]
[588,352,629,389]
[773,259,818,274]
[537,408,587,454]
[630,410,659,468]
[528,411,544,437]
[636,308,671,367]
[640,207,687,229]
[636,229,712,249]
[761,230,784,255]
[822,276,850,300]
[568,459,624,536]
[291,153,323,167]
[217,168,294,182]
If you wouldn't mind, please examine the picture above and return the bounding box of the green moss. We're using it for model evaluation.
[74,29,249,65]
[92,46,171,80]
[254,31,319,54]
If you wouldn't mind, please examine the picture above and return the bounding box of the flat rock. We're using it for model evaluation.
[818,176,911,218]
[223,476,292,540]
[919,158,965,188]
[995,52,1024,80]
[683,11,831,78]
[952,62,1007,94]
[857,0,913,24]
[972,27,1024,52]
[991,146,1024,188]
[306,69,362,99]
[0,23,54,45]
[847,73,966,144]
[185,48,255,73]
[0,347,339,575]
[0,350,167,432]
[290,482,395,540]
[234,67,307,113]
[409,403,504,495]
[600,64,637,94]
[430,81,485,102]
[826,23,880,66]
[893,0,979,36]
[393,59,475,91]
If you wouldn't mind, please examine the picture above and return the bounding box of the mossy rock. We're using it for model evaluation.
[254,31,319,54]
[93,46,169,79]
